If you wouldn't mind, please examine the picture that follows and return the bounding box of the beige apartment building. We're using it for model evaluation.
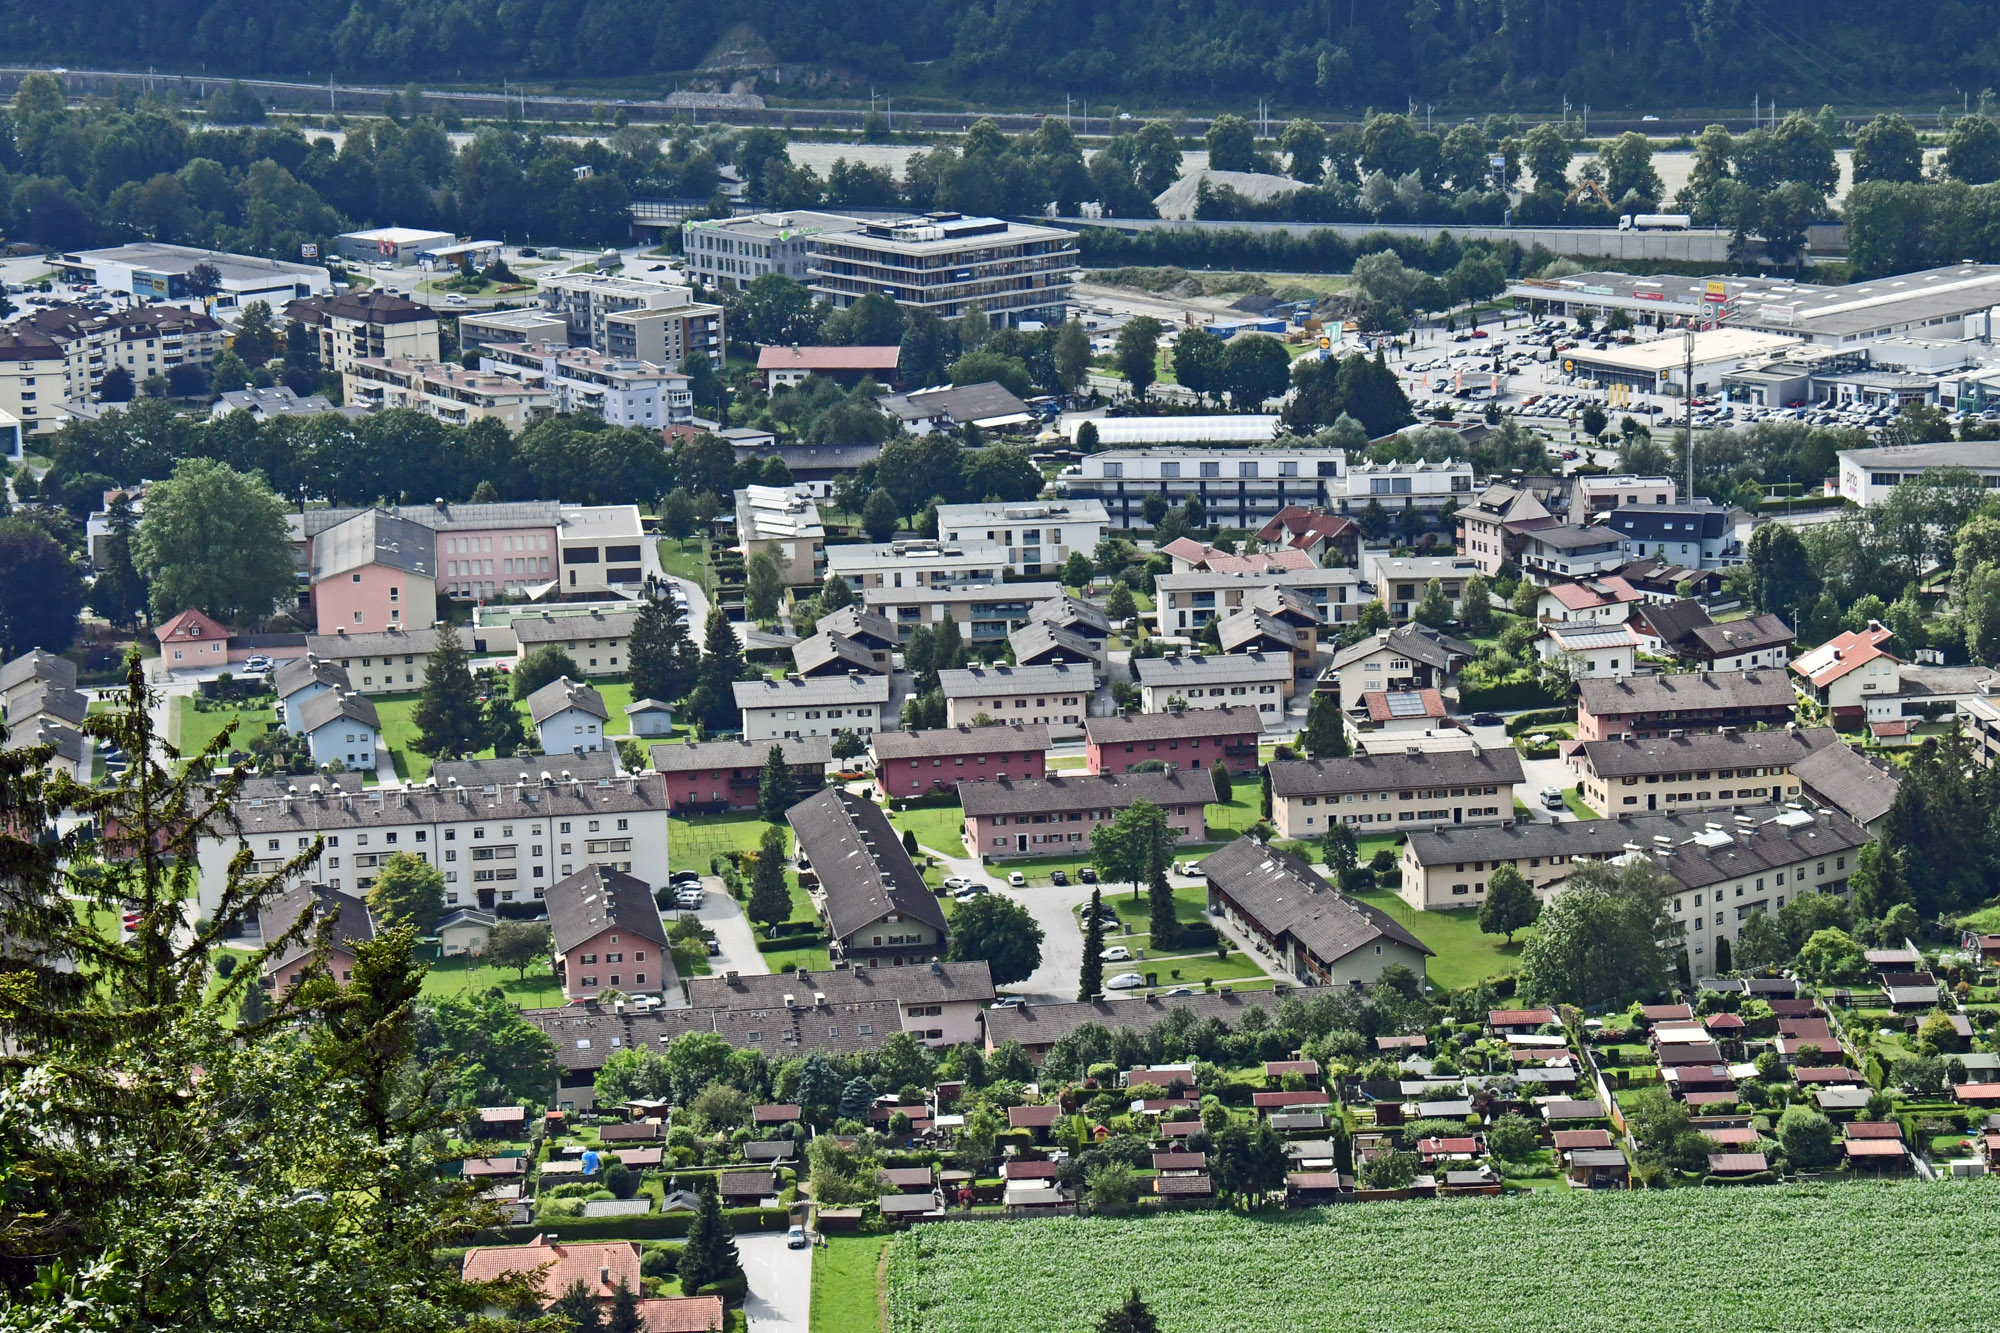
[345,357,550,431]
[1574,727,1836,815]
[285,291,441,375]
[935,664,1091,740]
[736,485,826,586]
[0,305,224,434]
[1268,746,1526,840]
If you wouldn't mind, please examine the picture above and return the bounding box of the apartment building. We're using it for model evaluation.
[650,735,829,812]
[1268,747,1522,840]
[309,509,436,635]
[734,674,892,741]
[193,770,671,918]
[1201,839,1433,988]
[344,357,550,430]
[1399,810,1870,972]
[1577,670,1799,742]
[285,291,441,375]
[1791,623,1903,726]
[536,272,724,368]
[862,581,1063,643]
[1599,502,1752,569]
[546,864,674,1004]
[479,342,691,427]
[458,307,570,351]
[304,627,440,695]
[1154,568,1362,636]
[1132,652,1292,727]
[682,210,865,291]
[1455,483,1558,576]
[958,769,1215,860]
[789,788,951,967]
[1369,556,1482,622]
[1083,707,1263,776]
[1521,525,1630,584]
[934,500,1110,578]
[825,539,1011,593]
[1067,445,1348,529]
[1007,620,1101,674]
[0,304,224,434]
[1574,727,1837,815]
[736,485,826,586]
[872,723,1050,798]
[1570,474,1676,523]
[936,664,1091,740]
[298,501,644,603]
[808,212,1076,327]
[1340,460,1474,511]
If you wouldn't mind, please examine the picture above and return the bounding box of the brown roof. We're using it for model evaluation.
[1490,1009,1558,1027]
[461,1235,640,1305]
[1082,706,1264,746]
[1552,1129,1613,1151]
[757,344,901,371]
[289,290,437,326]
[545,865,670,955]
[786,788,947,941]
[878,1166,936,1188]
[1793,1066,1863,1084]
[1008,1105,1062,1129]
[1001,1160,1060,1179]
[1264,1060,1320,1077]
[1844,1139,1907,1158]
[718,1169,776,1196]
[872,723,1051,762]
[1639,1004,1694,1022]
[1269,746,1524,799]
[1707,1152,1768,1173]
[599,1121,665,1142]
[651,735,831,775]
[636,1296,727,1333]
[1152,1152,1207,1170]
[1152,1173,1213,1196]
[1577,670,1795,718]
[1704,1127,1760,1146]
[956,768,1216,818]
[1844,1121,1904,1140]
[752,1104,801,1123]
[462,1157,527,1176]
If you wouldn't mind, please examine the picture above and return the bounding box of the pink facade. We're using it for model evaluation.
[436,526,559,599]
[557,924,660,1003]
[1087,728,1258,776]
[877,747,1047,798]
[662,761,823,811]
[314,563,436,635]
[964,801,1205,859]
[266,947,356,996]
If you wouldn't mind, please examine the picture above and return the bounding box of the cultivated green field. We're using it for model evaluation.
[886,1182,2000,1333]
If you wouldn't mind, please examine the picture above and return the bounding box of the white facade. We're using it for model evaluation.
[305,716,377,772]
[734,675,891,741]
[1068,445,1349,530]
[1341,460,1474,510]
[681,211,865,291]
[535,705,606,755]
[934,500,1110,578]
[936,665,1092,740]
[1537,625,1644,680]
[1836,443,2000,508]
[1132,653,1293,728]
[826,540,1012,592]
[480,342,691,427]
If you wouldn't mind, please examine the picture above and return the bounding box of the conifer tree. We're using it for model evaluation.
[1146,844,1178,950]
[757,743,797,822]
[413,622,483,758]
[629,596,699,705]
[748,824,792,930]
[1079,889,1106,1000]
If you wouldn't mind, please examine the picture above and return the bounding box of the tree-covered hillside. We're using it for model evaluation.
[4,1,1999,108]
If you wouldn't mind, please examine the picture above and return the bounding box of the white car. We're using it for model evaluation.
[942,876,975,892]
[1105,972,1146,990]
[674,888,705,909]
[1007,872,1026,887]
[1100,945,1131,962]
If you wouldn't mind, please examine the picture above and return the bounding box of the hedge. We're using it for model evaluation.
[1460,678,1565,713]
[757,934,830,954]
[1504,706,1578,736]
[475,1206,791,1244]
[889,791,964,811]
[1173,921,1221,948]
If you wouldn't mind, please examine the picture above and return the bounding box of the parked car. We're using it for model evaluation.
[1105,972,1146,990]
[1050,870,1069,886]
[1100,945,1132,962]
[786,1225,809,1250]
[1078,867,1098,883]
[953,886,987,902]
[1468,712,1501,728]
[1007,872,1026,886]
[990,996,1025,1008]
[942,876,975,892]
[674,888,705,909]
[1541,787,1566,810]
[243,655,273,672]
[669,870,702,886]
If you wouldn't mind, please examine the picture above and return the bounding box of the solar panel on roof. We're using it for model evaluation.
[1384,691,1428,718]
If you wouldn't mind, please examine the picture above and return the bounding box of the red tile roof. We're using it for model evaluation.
[637,1295,727,1332]
[1844,1122,1903,1140]
[1791,624,1898,688]
[154,607,230,644]
[1361,688,1446,722]
[1490,1009,1558,1027]
[1844,1139,1907,1158]
[461,1235,641,1305]
[1552,1129,1612,1150]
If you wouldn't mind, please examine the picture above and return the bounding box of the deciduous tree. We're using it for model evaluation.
[945,893,1045,987]
[135,456,294,624]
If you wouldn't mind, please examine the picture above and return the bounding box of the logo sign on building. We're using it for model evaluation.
[1705,280,1729,301]
[378,239,396,257]
[300,243,319,259]
[134,271,170,297]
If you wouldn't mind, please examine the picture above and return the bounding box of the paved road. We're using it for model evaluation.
[739,1232,811,1333]
[695,875,769,977]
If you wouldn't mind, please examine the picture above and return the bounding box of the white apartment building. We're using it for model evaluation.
[480,342,692,427]
[1066,445,1349,529]
[808,213,1076,327]
[1571,474,1677,523]
[936,664,1092,740]
[1341,460,1474,511]
[344,357,550,431]
[536,272,724,367]
[193,771,670,919]
[1132,652,1293,728]
[733,674,892,741]
[1154,567,1362,634]
[681,211,865,291]
[934,500,1110,577]
[826,539,1012,592]
[861,582,1063,644]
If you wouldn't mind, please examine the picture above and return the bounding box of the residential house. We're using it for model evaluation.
[514,608,638,678]
[309,509,437,635]
[787,788,950,967]
[259,884,376,994]
[1244,586,1326,663]
[1007,619,1102,674]
[1793,741,1903,834]
[1161,538,1317,577]
[1256,505,1359,566]
[546,864,673,1002]
[3,719,87,780]
[273,655,350,730]
[733,674,891,741]
[155,607,232,670]
[1628,600,1719,656]
[1328,624,1476,702]
[1573,727,1837,816]
[460,1235,643,1312]
[1398,809,1870,955]
[957,770,1214,860]
[1536,624,1645,680]
[735,484,825,586]
[535,271,724,367]
[1203,839,1433,985]
[650,736,829,812]
[1536,575,1643,626]
[1683,615,1795,674]
[794,631,888,678]
[1791,622,1903,726]
[1599,501,1751,568]
[814,606,901,671]
[1153,567,1361,635]
[879,381,1035,434]
[1268,747,1524,840]
[872,724,1049,798]
[295,690,380,772]
[935,500,1110,578]
[2,681,86,737]
[1028,594,1112,642]
[1083,707,1262,776]
[0,650,76,715]
[689,961,996,1048]
[1520,525,1628,584]
[1368,556,1482,622]
[1454,483,1558,576]
[1132,653,1291,728]
[1348,688,1452,737]
[529,677,610,755]
[1576,670,1798,742]
[304,627,440,696]
[862,582,1063,644]
[935,664,1090,740]
[479,342,692,427]
[756,343,901,390]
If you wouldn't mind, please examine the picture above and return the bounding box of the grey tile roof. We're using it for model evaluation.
[528,995,943,1066]
[272,654,350,701]
[1202,838,1431,965]
[1215,608,1298,654]
[1793,742,1903,827]
[885,381,1030,424]
[309,508,437,581]
[982,988,1330,1050]
[1245,585,1324,626]
[527,676,609,726]
[546,864,669,954]
[935,663,1091,700]
[1526,524,1622,551]
[786,789,947,941]
[1132,652,1292,687]
[0,650,76,695]
[871,724,1050,762]
[1007,620,1099,666]
[1082,706,1264,746]
[1269,746,1524,798]
[649,735,830,775]
[956,768,1216,818]
[221,771,668,832]
[260,884,375,975]
[4,719,85,765]
[294,689,381,734]
[306,627,441,658]
[1686,614,1794,658]
[1329,624,1474,674]
[688,960,994,1012]
[815,606,900,648]
[1577,670,1795,717]
[513,609,640,645]
[1030,594,1111,637]
[298,501,562,539]
[1576,726,1836,780]
[7,683,88,727]
[733,674,890,710]
[1630,599,1715,649]
[793,631,883,676]
[430,750,622,788]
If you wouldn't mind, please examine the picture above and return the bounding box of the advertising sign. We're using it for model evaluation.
[300,243,319,259]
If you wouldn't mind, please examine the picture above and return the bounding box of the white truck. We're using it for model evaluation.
[1619,213,1692,231]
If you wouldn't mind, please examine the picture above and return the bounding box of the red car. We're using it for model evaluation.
[1471,329,1489,338]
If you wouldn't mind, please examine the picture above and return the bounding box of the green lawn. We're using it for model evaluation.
[1347,887,1527,990]
[420,955,568,1008]
[1204,794,1261,836]
[889,805,967,858]
[1090,884,1273,985]
[657,538,712,591]
[1048,755,1088,771]
[669,811,792,874]
[812,1236,890,1333]
[1562,790,1598,821]
[1958,900,2000,934]
[172,695,276,757]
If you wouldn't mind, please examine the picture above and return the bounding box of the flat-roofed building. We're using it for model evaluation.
[1201,839,1433,987]
[480,342,691,427]
[1577,670,1795,742]
[958,769,1215,860]
[936,664,1091,740]
[806,213,1076,327]
[1835,441,2000,508]
[935,500,1109,578]
[872,723,1050,797]
[1268,747,1524,840]
[736,485,826,586]
[863,581,1062,643]
[826,539,1011,593]
[1537,623,1644,680]
[1341,459,1474,511]
[682,210,866,292]
[55,241,332,307]
[536,272,724,368]
[457,307,569,351]
[1133,652,1291,728]
[1067,443,1347,530]
[1574,727,1837,816]
[734,674,892,741]
[1520,525,1629,584]
[1368,555,1483,622]
[344,357,550,431]
[1154,567,1361,636]
[1084,706,1263,776]
[1570,474,1677,523]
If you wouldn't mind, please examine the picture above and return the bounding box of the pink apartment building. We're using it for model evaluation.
[299,501,566,603]
[1084,706,1263,776]
[872,723,1050,798]
[259,885,374,996]
[648,735,831,811]
[309,510,437,634]
[547,865,673,1003]
[958,769,1217,860]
